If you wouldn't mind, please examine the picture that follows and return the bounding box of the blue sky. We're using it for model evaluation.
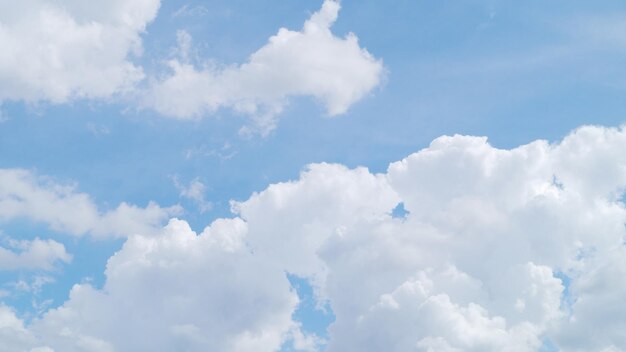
[2,1,626,351]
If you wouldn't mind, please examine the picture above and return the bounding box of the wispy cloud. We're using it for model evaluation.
[172,4,210,18]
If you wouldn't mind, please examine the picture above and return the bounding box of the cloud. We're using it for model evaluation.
[0,169,181,238]
[0,238,71,271]
[30,218,306,352]
[171,4,210,18]
[235,124,626,351]
[0,0,160,103]
[143,0,384,135]
[173,177,212,213]
[0,305,50,352]
[0,0,383,134]
[7,124,626,351]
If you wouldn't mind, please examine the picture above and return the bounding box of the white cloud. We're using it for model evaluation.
[0,169,181,238]
[0,305,51,351]
[234,124,626,351]
[0,0,383,134]
[0,238,70,271]
[144,0,384,135]
[0,0,160,103]
[5,124,626,351]
[29,218,306,352]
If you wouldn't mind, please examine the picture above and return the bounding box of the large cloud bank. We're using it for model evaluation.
[6,124,626,351]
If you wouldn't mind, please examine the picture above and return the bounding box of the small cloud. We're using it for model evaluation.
[0,238,71,271]
[172,4,210,18]
[184,142,237,161]
[9,275,55,294]
[86,122,111,137]
[173,176,212,213]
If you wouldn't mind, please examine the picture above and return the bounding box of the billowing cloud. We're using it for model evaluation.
[5,124,626,351]
[0,169,180,238]
[144,0,384,134]
[30,218,308,352]
[0,0,160,103]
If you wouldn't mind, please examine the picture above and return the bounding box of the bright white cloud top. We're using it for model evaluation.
[144,0,384,134]
[0,124,624,351]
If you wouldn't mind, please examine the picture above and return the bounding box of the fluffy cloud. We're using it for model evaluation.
[0,0,160,103]
[236,124,626,351]
[29,218,306,352]
[0,238,70,271]
[0,0,383,134]
[5,124,626,351]
[0,169,180,238]
[144,0,384,134]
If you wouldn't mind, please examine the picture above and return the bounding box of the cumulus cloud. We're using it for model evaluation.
[30,218,306,352]
[0,0,160,103]
[236,124,626,351]
[144,0,384,134]
[0,169,180,238]
[0,238,71,271]
[5,124,626,351]
[0,0,383,134]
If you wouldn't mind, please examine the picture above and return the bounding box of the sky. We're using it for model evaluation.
[2,0,626,351]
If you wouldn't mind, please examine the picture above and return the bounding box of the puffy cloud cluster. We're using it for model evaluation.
[0,0,160,103]
[0,0,383,134]
[0,169,180,238]
[4,124,626,351]
[29,219,309,352]
[144,0,384,134]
